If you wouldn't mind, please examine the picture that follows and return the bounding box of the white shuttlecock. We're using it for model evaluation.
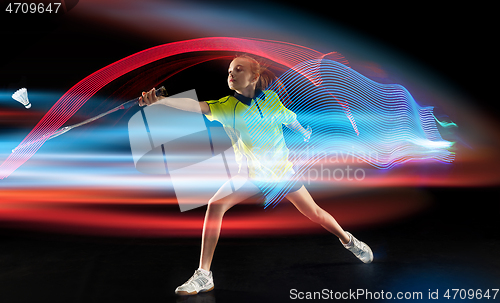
[12,88,31,109]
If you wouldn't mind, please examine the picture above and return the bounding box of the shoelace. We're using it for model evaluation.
[183,270,201,285]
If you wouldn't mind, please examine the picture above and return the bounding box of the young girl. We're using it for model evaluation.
[139,55,373,296]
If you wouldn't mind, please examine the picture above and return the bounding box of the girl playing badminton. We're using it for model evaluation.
[139,55,373,296]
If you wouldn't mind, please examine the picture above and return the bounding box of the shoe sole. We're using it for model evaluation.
[176,285,214,296]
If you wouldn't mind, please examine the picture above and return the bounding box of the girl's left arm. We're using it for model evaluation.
[286,119,312,142]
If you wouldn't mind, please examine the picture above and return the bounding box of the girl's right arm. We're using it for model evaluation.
[139,87,210,115]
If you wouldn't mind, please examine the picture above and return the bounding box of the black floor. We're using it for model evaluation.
[1,187,499,303]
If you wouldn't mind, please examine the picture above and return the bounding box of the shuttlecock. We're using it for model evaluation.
[12,88,31,109]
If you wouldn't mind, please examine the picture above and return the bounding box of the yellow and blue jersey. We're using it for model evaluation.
[204,89,296,182]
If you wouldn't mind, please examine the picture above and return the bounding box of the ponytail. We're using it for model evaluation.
[235,54,276,90]
[256,68,275,90]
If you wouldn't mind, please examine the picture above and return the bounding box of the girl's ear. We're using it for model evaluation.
[252,74,260,84]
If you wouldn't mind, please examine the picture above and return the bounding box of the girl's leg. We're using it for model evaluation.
[285,185,351,244]
[199,175,261,271]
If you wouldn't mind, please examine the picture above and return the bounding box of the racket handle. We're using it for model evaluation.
[122,86,168,109]
[155,86,168,98]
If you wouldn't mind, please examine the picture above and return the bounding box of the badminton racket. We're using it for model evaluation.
[12,86,168,152]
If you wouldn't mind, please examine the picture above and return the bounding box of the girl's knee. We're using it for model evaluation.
[207,196,232,215]
[306,208,327,225]
[207,199,223,213]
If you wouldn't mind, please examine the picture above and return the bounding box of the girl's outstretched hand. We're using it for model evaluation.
[138,88,158,107]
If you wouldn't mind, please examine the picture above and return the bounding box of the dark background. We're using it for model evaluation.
[0,1,496,114]
[0,1,498,302]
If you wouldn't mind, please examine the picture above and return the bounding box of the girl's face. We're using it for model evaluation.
[227,58,258,92]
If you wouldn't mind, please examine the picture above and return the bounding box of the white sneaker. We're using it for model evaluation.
[341,231,373,263]
[175,269,215,295]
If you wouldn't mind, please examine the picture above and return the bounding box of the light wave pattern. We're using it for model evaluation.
[0,37,351,179]
[253,59,455,207]
[1,38,455,211]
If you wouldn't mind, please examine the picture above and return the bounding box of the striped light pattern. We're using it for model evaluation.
[248,59,455,208]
